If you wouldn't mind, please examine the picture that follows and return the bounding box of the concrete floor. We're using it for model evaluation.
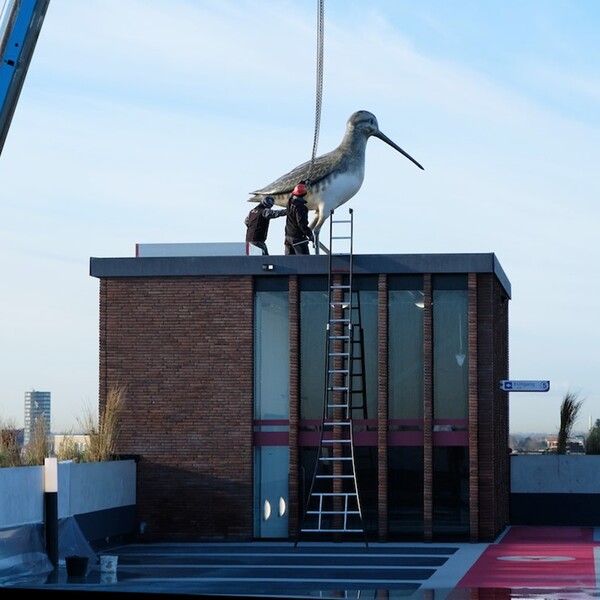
[3,527,600,599]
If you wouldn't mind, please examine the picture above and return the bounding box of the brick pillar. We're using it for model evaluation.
[288,276,300,538]
[377,274,388,542]
[468,273,480,541]
[423,274,433,541]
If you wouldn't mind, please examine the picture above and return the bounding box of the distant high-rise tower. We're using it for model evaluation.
[24,390,51,445]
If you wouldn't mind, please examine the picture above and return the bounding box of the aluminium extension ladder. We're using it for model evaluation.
[296,208,368,546]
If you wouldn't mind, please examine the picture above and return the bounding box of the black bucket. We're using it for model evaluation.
[65,555,88,577]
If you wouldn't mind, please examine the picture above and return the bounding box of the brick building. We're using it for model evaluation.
[90,248,510,543]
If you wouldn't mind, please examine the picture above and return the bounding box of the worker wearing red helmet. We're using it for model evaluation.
[284,182,314,255]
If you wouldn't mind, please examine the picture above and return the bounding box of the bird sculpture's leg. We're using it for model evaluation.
[309,213,329,255]
[313,230,320,255]
[313,224,329,255]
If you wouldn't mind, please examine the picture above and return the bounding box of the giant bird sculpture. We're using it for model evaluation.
[248,110,424,253]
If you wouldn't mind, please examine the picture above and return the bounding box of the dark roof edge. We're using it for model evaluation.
[89,252,511,298]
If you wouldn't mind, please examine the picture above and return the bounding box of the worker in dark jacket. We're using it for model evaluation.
[245,195,286,255]
[284,183,314,255]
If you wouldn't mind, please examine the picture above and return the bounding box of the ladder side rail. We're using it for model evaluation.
[342,208,369,544]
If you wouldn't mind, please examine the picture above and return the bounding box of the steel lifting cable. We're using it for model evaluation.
[306,0,324,187]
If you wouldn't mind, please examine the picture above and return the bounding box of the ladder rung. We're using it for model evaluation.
[306,508,360,513]
[316,474,355,479]
[318,456,352,461]
[323,421,351,426]
[321,439,351,444]
[308,492,358,497]
[300,528,363,533]
[305,510,360,516]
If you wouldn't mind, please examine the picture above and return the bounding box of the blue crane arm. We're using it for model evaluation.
[0,0,51,157]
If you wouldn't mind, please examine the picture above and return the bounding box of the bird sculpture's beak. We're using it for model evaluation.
[375,131,424,171]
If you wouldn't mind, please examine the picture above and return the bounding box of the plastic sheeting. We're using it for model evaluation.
[58,516,99,566]
[0,523,52,586]
[0,517,98,587]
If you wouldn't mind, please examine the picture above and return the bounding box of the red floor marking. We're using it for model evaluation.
[455,526,596,589]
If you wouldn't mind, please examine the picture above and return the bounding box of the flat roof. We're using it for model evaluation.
[89,252,511,298]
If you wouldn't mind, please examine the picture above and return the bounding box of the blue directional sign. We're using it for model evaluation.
[500,380,550,392]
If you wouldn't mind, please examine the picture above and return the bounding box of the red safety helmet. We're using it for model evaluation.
[292,183,308,196]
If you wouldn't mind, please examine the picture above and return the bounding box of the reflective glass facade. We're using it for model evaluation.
[253,273,477,541]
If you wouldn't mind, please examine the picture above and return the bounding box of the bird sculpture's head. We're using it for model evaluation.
[348,110,424,171]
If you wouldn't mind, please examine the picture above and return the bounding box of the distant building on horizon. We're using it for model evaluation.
[545,434,586,454]
[24,390,51,445]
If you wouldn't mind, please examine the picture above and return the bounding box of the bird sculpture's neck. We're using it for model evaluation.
[336,124,368,170]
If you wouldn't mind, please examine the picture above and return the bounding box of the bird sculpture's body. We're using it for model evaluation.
[248,110,424,253]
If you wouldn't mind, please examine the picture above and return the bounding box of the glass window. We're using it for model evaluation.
[300,276,378,421]
[254,288,290,419]
[433,281,468,419]
[388,447,424,537]
[355,446,378,535]
[351,277,378,423]
[300,277,329,420]
[432,446,469,538]
[389,287,424,420]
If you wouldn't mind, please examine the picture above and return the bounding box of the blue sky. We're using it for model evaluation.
[1,0,599,434]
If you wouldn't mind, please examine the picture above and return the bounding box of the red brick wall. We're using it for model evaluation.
[423,274,434,541]
[288,276,300,536]
[377,274,388,542]
[99,276,254,541]
[468,273,480,541]
[475,273,510,540]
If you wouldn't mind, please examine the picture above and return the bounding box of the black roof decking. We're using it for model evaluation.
[89,252,511,298]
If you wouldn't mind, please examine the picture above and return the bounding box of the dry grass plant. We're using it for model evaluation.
[80,384,126,462]
[56,430,87,462]
[23,415,50,466]
[0,418,23,467]
[557,390,584,455]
